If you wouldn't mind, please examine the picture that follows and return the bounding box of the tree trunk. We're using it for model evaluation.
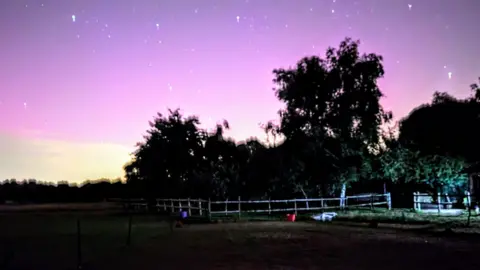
[340,183,347,209]
[300,186,309,209]
[467,205,472,227]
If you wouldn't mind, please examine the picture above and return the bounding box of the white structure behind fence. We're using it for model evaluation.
[413,191,472,214]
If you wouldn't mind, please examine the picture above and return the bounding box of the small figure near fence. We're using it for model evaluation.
[168,210,188,231]
[175,211,188,228]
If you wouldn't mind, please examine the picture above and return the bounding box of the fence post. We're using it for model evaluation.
[238,196,241,219]
[77,219,82,270]
[225,199,228,216]
[413,192,417,211]
[163,200,167,211]
[370,194,374,211]
[178,199,182,212]
[126,214,132,246]
[208,198,212,221]
[199,199,203,216]
[466,191,473,226]
[170,200,174,212]
[466,191,472,208]
[268,198,272,215]
[437,192,441,215]
[294,199,298,215]
[320,198,324,209]
[187,198,192,216]
[416,192,422,211]
[386,192,392,210]
[445,193,451,209]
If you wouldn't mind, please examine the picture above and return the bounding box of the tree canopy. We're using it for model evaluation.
[2,38,478,203]
[122,38,396,200]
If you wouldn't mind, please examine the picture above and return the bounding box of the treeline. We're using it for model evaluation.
[0,179,128,203]
[3,38,480,205]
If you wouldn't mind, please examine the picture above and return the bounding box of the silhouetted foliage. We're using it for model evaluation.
[123,38,393,200]
[3,38,479,204]
[0,178,126,203]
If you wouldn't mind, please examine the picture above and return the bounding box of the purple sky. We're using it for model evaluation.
[1,0,479,183]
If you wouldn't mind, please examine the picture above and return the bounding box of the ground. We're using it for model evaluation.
[1,206,480,269]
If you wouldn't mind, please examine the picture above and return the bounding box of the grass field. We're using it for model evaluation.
[2,206,480,269]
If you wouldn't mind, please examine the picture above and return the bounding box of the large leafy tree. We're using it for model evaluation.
[399,80,480,163]
[198,121,244,199]
[271,37,392,196]
[124,110,267,199]
[125,109,205,198]
[377,142,467,193]
[385,82,480,193]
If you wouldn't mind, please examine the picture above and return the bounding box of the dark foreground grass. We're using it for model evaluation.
[2,210,480,270]
[213,207,480,226]
[94,221,480,270]
[338,208,480,221]
[0,212,169,270]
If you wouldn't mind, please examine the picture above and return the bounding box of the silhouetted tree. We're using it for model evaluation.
[126,109,205,198]
[271,37,392,198]
[8,40,478,205]
[399,82,480,163]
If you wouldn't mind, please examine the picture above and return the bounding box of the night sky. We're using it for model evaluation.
[1,0,478,182]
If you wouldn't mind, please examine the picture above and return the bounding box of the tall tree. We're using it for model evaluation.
[125,109,205,198]
[399,80,480,163]
[271,37,392,197]
[200,121,243,199]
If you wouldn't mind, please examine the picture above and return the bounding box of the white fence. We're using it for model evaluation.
[413,191,473,213]
[116,193,391,219]
[155,198,208,216]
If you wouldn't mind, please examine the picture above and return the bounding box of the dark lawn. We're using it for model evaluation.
[1,212,480,270]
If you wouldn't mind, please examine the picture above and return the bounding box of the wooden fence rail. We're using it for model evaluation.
[114,193,391,219]
[209,193,391,217]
